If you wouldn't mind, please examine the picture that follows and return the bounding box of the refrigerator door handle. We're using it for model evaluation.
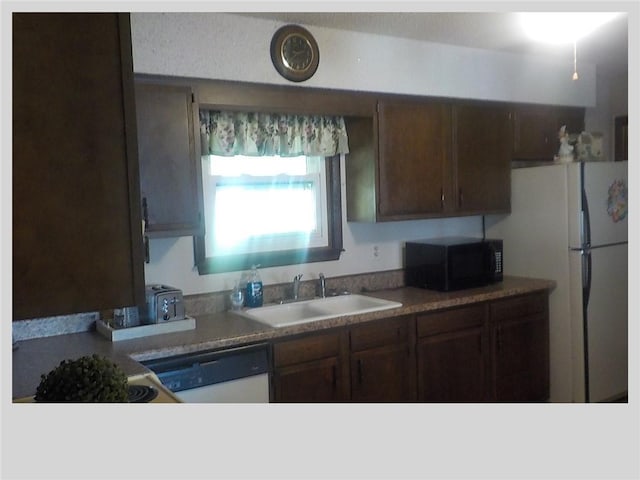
[580,162,591,248]
[581,248,593,402]
[582,249,592,311]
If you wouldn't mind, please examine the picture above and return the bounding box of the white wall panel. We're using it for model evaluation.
[131,11,596,294]
[131,12,596,106]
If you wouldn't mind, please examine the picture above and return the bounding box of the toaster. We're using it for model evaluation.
[143,284,185,324]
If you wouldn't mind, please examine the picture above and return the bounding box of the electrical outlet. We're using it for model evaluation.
[373,245,380,261]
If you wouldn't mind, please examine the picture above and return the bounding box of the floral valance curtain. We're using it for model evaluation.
[200,110,350,157]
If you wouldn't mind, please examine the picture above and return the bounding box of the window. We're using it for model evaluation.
[194,154,343,274]
[194,110,348,274]
[203,155,329,254]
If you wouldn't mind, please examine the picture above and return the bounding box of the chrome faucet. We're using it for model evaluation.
[319,273,326,298]
[292,274,303,300]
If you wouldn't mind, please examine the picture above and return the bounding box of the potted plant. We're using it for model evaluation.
[34,354,129,402]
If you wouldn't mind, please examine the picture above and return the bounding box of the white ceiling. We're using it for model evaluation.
[237,12,629,78]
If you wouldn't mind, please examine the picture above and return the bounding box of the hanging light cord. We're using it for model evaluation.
[573,40,579,80]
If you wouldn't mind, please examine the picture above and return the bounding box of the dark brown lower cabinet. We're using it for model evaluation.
[272,331,349,402]
[491,293,550,402]
[270,291,549,403]
[350,316,416,402]
[417,304,488,402]
[273,357,344,403]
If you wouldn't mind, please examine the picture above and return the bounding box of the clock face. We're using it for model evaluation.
[271,25,319,82]
[281,33,314,72]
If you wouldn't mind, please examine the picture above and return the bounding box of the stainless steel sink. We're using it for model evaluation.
[231,294,403,328]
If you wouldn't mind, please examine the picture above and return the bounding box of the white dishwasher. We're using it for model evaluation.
[141,343,270,403]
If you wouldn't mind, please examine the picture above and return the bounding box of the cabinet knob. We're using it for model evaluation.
[144,236,150,264]
[142,196,149,225]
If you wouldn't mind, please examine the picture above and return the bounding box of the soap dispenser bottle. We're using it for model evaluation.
[245,265,263,308]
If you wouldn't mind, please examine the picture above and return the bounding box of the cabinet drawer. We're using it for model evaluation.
[417,304,486,337]
[350,316,409,351]
[273,331,342,367]
[491,293,546,322]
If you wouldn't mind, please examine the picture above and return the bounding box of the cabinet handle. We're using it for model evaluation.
[142,197,149,225]
[459,188,464,207]
[144,236,150,264]
[441,188,445,209]
[332,365,337,390]
[357,359,363,385]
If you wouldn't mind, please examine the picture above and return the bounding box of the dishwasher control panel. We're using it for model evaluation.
[142,344,270,393]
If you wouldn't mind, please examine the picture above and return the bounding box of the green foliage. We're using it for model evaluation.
[34,354,129,402]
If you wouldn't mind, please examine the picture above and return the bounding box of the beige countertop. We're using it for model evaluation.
[12,275,554,399]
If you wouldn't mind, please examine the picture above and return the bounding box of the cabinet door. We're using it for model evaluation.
[417,327,487,402]
[351,344,414,402]
[273,357,345,402]
[455,103,511,214]
[416,305,488,402]
[135,81,203,237]
[12,13,145,320]
[555,106,585,137]
[272,331,349,402]
[349,315,416,402]
[491,294,549,402]
[377,101,451,219]
[512,105,557,160]
[512,105,585,161]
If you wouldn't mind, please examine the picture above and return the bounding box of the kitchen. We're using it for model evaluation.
[5,8,637,480]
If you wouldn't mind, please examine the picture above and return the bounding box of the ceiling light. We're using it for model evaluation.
[519,12,621,80]
[519,12,621,44]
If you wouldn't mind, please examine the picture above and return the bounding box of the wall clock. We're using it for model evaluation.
[270,24,319,82]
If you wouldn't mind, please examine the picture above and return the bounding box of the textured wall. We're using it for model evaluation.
[131,12,597,295]
[131,12,596,106]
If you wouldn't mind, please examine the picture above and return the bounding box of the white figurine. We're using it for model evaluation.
[554,125,574,163]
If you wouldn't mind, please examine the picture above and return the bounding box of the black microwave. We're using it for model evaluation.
[404,237,503,291]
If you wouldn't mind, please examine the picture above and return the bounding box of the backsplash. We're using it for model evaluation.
[185,269,405,316]
[12,312,100,342]
[12,270,405,341]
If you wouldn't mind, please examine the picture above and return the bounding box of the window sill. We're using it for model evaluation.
[195,245,344,275]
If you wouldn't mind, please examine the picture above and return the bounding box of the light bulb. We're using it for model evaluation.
[519,12,622,44]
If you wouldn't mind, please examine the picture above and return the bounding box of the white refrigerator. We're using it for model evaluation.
[486,161,628,403]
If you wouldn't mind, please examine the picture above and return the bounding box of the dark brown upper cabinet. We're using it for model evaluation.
[512,104,585,161]
[134,79,204,238]
[376,100,452,220]
[453,103,512,215]
[12,13,145,320]
[614,115,628,161]
[345,100,452,222]
[345,99,511,222]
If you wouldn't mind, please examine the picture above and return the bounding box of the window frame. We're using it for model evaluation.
[194,154,343,274]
